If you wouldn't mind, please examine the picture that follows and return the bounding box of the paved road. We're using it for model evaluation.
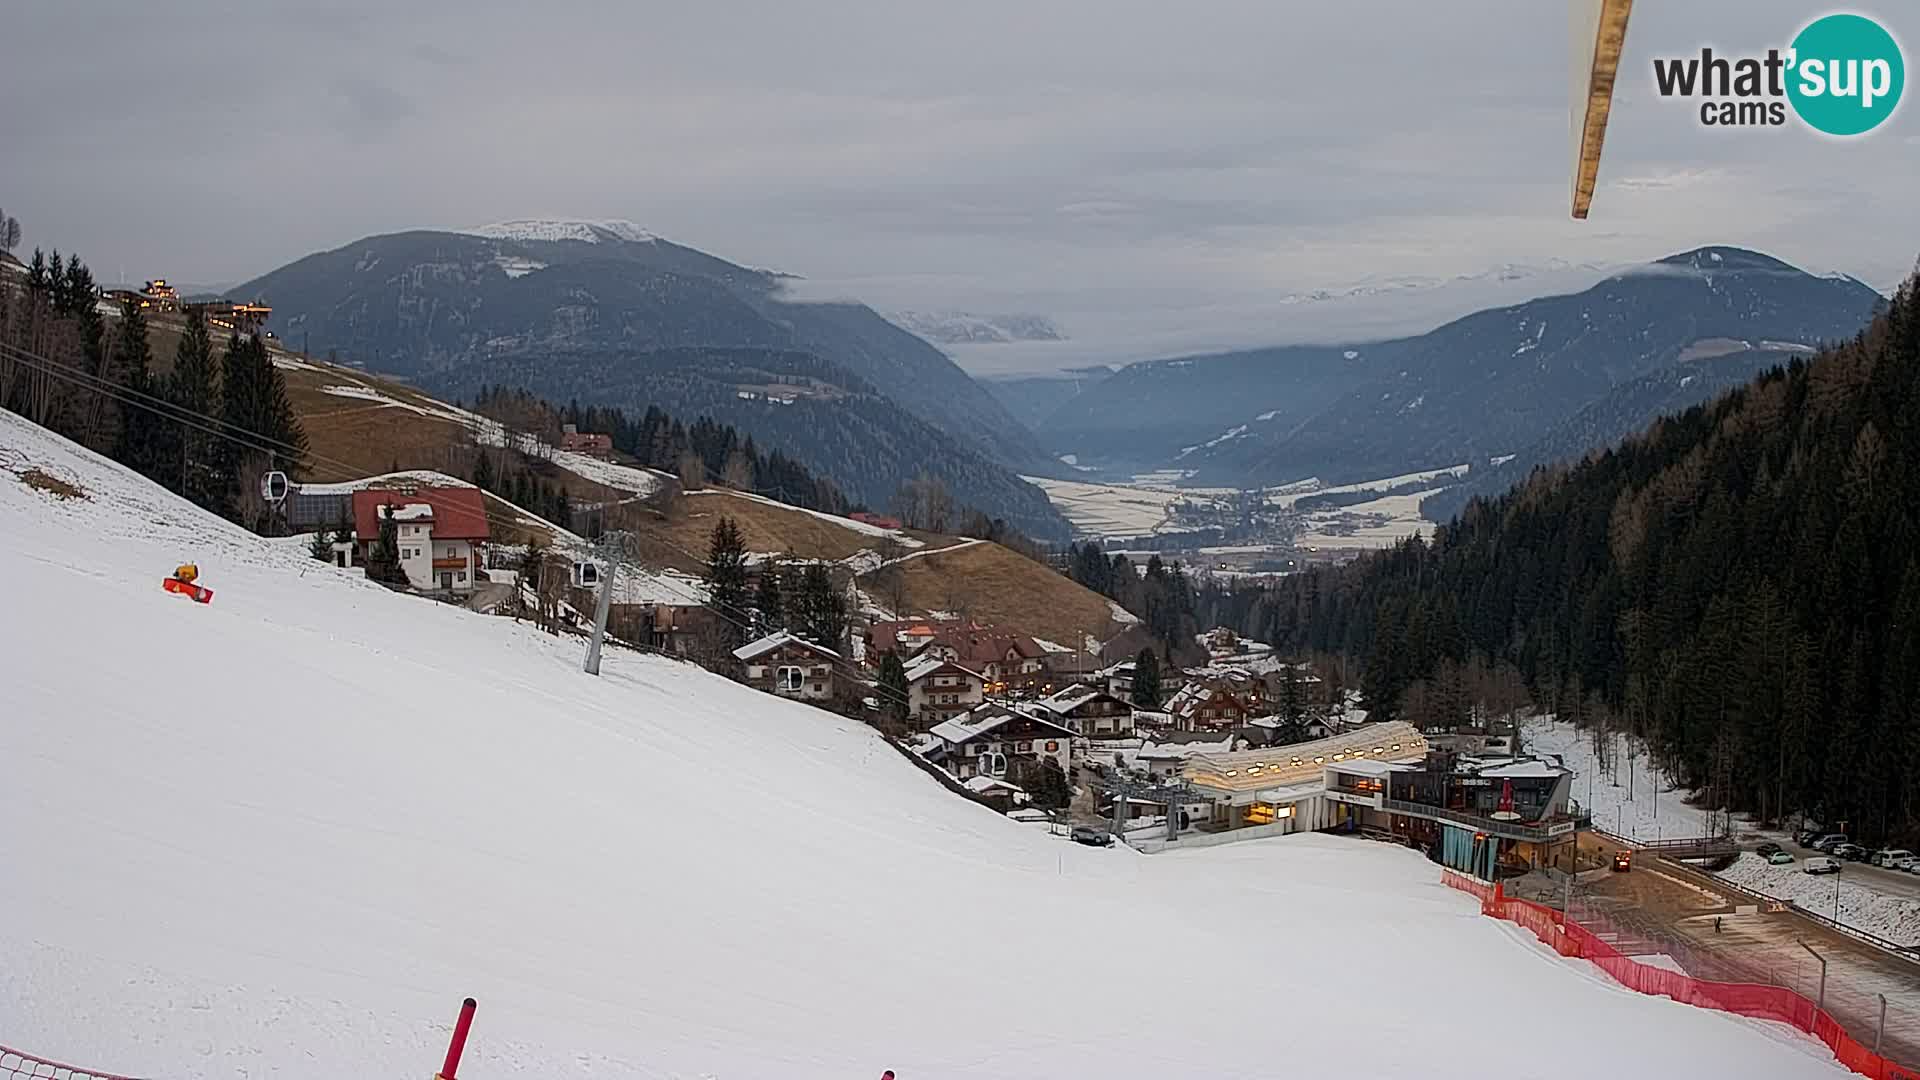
[1576,851,1920,1068]
[1776,845,1920,901]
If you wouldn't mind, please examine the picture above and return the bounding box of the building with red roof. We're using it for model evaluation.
[351,486,490,593]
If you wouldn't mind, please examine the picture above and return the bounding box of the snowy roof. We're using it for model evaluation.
[1006,807,1053,822]
[1038,684,1113,713]
[1136,743,1208,762]
[962,775,1025,796]
[928,704,1075,746]
[388,503,433,522]
[1185,722,1427,793]
[732,631,842,663]
[903,655,982,684]
[1477,759,1566,780]
[1326,758,1419,778]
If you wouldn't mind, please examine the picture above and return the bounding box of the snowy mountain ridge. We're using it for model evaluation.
[463,219,659,244]
[0,409,1850,1080]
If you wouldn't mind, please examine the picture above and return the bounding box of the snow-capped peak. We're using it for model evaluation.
[465,219,658,244]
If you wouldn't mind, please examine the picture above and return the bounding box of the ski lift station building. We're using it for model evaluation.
[1164,722,1588,871]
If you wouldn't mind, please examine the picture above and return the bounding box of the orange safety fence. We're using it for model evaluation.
[1440,872,1920,1080]
[1,1045,145,1080]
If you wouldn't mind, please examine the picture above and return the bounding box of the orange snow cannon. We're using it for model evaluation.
[162,563,213,604]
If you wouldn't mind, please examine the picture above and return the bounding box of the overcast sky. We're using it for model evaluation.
[5,1,1915,375]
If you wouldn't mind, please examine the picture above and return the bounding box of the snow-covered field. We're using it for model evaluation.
[1716,855,1920,945]
[1027,467,1453,548]
[1293,488,1440,550]
[0,411,1851,1080]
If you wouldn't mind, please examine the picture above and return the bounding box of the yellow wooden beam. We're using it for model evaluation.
[1571,0,1635,219]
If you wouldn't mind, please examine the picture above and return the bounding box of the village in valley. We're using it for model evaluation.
[46,269,1594,884]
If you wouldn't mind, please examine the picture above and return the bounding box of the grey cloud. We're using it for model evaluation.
[3,0,1913,372]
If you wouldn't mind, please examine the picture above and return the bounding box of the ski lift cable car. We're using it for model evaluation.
[261,470,290,503]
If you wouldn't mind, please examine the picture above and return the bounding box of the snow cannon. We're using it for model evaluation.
[162,563,214,604]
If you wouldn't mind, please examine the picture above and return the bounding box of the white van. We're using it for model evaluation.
[1803,856,1842,875]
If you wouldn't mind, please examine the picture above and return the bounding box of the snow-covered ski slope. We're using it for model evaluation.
[0,411,1850,1080]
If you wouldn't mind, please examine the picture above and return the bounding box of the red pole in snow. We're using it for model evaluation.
[438,998,477,1080]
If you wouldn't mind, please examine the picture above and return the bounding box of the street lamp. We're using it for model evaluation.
[1798,940,1828,1016]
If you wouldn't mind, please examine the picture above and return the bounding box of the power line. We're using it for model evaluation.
[4,337,896,696]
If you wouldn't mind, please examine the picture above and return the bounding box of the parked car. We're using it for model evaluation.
[1070,825,1114,847]
[1804,856,1843,875]
[1872,848,1915,869]
[1768,850,1796,865]
[1835,843,1869,862]
[1812,834,1849,852]
[1796,829,1821,847]
[1755,841,1783,858]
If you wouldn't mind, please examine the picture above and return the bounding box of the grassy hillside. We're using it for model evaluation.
[229,340,1131,647]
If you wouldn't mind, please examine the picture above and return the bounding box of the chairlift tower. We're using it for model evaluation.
[582,530,632,676]
[1100,774,1213,843]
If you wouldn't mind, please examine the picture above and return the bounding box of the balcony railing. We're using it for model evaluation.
[1380,797,1592,843]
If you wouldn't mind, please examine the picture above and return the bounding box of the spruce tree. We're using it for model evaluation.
[310,527,334,561]
[755,558,786,632]
[1131,648,1162,708]
[109,297,163,481]
[366,506,408,586]
[877,651,911,731]
[797,563,847,651]
[704,515,751,646]
[170,309,221,510]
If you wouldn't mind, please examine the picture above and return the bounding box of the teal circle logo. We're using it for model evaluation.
[1786,13,1904,135]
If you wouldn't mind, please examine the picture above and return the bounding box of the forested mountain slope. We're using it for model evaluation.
[1259,266,1920,842]
[230,225,1059,530]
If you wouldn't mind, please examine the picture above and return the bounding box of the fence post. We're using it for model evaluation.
[1876,993,1886,1057]
[438,998,477,1080]
[1797,941,1827,1021]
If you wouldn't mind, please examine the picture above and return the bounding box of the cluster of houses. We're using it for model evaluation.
[279,477,1590,872]
[106,278,274,334]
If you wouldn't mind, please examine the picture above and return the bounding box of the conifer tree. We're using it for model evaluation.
[109,297,164,482]
[1131,648,1162,709]
[704,515,750,646]
[797,562,847,651]
[162,309,219,503]
[755,558,786,632]
[877,651,911,731]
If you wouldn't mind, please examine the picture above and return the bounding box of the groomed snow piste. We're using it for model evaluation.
[0,411,1851,1080]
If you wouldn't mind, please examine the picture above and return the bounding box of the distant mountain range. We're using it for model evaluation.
[1040,247,1885,493]
[232,220,1068,538]
[887,310,1065,345]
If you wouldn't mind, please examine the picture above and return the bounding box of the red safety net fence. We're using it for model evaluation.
[1440,871,1920,1080]
[1,1045,145,1080]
